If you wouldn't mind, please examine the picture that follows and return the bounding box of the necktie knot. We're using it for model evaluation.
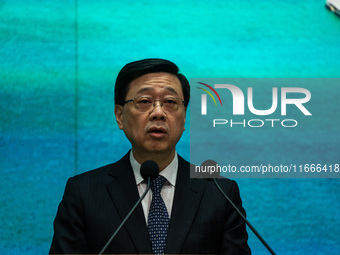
[150,175,167,195]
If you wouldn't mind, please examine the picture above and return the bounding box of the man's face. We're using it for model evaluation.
[115,72,186,160]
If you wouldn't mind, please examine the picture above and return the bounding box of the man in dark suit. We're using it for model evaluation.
[49,58,251,254]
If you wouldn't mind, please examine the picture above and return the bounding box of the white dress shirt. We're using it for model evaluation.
[130,152,178,224]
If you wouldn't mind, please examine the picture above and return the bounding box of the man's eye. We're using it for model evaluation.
[137,98,152,104]
[164,98,177,104]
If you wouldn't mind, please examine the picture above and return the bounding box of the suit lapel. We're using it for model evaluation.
[106,153,153,254]
[165,156,206,254]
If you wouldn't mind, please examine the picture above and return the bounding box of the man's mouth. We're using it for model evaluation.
[147,127,167,138]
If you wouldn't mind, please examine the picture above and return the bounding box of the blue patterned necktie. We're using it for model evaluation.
[148,175,169,254]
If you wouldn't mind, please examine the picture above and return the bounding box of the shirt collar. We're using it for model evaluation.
[130,151,178,187]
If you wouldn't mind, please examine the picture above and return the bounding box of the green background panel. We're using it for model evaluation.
[1,0,339,254]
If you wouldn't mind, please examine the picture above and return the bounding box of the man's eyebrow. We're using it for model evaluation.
[136,86,179,95]
[164,87,179,95]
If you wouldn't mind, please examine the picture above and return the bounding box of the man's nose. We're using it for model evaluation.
[153,100,163,108]
[150,100,166,120]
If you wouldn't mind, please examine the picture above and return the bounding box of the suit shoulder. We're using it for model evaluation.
[198,176,237,193]
[70,163,115,181]
[68,153,131,186]
[214,176,237,187]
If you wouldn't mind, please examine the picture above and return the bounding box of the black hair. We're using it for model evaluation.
[114,58,190,107]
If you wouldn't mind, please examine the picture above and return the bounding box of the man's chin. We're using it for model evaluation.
[144,145,175,156]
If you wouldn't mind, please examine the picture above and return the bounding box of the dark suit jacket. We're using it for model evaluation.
[50,152,251,254]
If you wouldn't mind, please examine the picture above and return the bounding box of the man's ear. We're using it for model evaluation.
[114,105,124,130]
[183,107,187,131]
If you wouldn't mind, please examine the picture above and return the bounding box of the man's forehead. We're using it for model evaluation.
[135,86,179,95]
[127,72,183,95]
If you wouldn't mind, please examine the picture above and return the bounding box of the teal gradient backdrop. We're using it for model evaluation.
[1,0,339,254]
